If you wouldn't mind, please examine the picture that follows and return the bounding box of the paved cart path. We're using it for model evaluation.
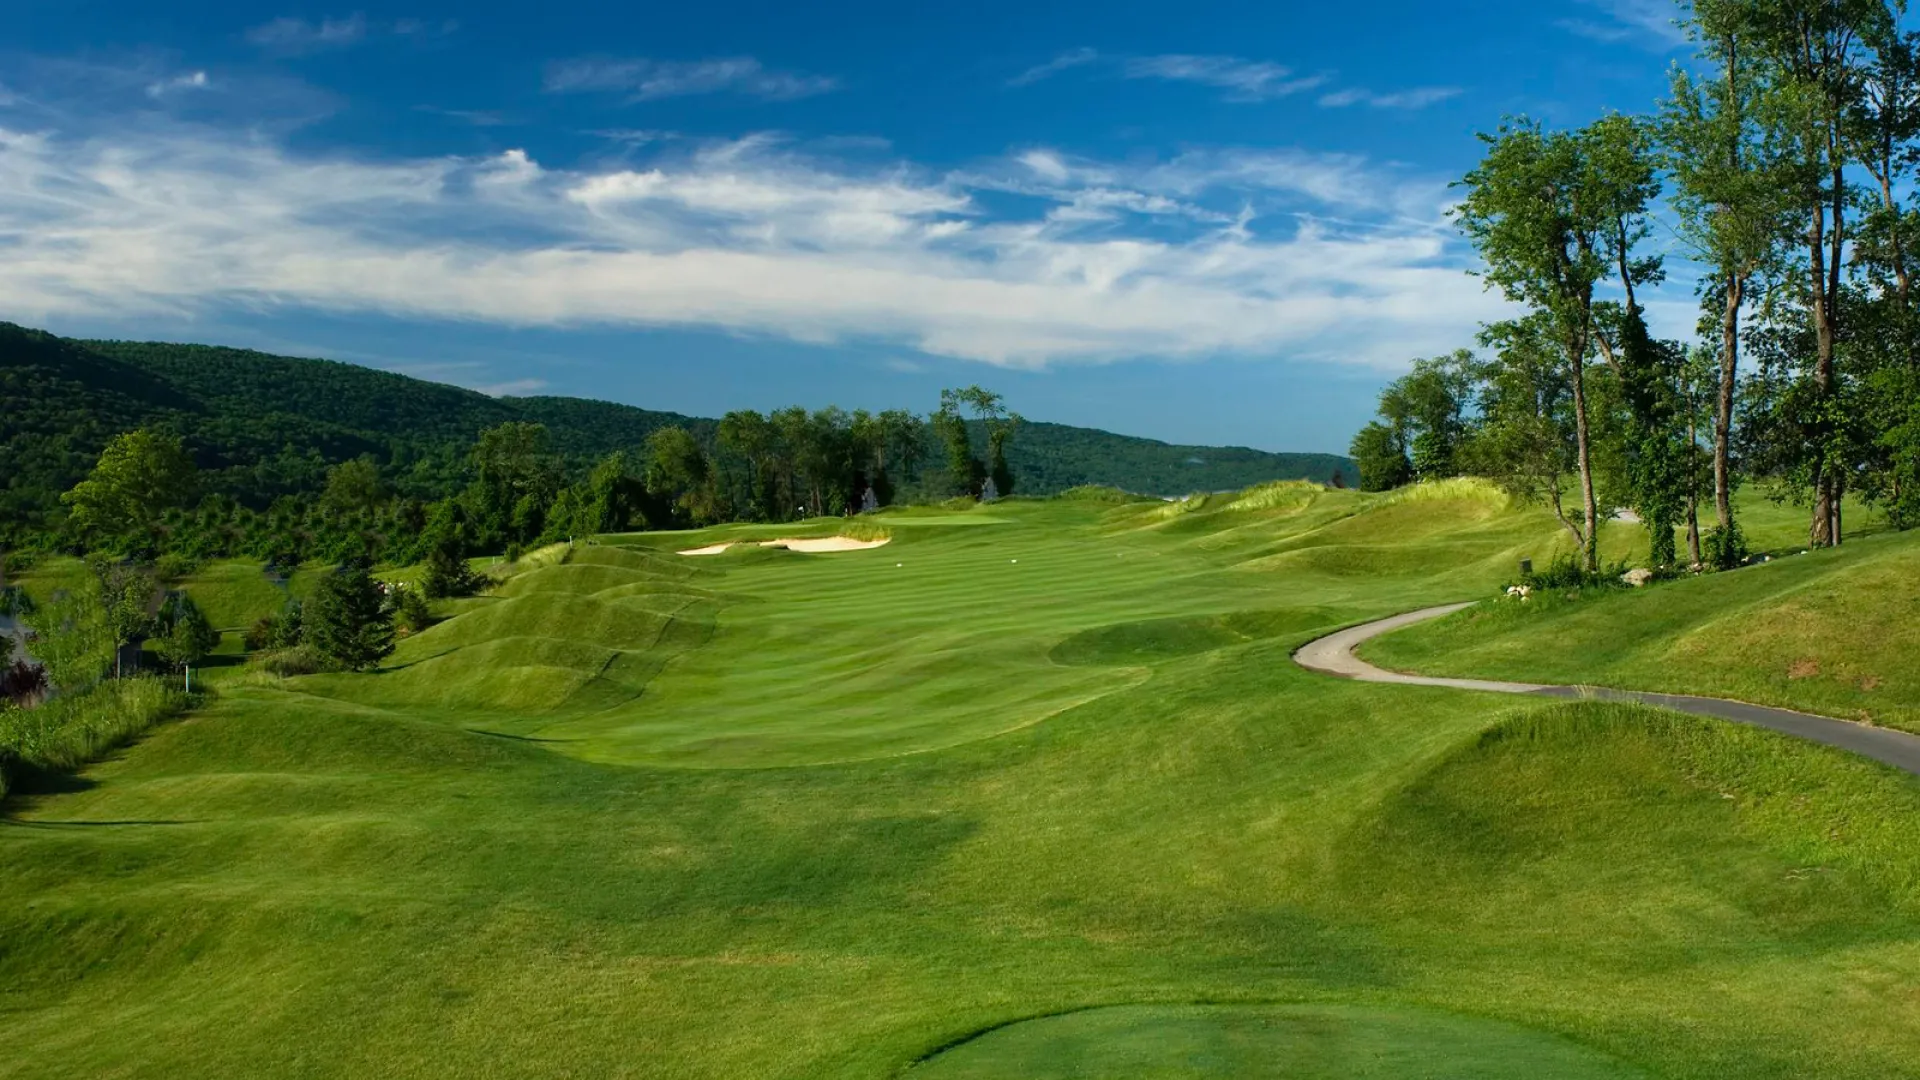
[1293,603,1920,777]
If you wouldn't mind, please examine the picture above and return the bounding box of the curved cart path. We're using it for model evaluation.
[1294,603,1920,778]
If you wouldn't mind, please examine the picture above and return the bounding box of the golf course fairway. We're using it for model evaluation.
[7,481,1920,1079]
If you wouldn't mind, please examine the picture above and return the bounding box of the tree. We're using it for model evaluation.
[89,557,159,678]
[718,411,780,521]
[1455,117,1660,570]
[645,426,718,526]
[1350,422,1413,492]
[1466,316,1586,546]
[932,393,983,497]
[584,451,641,533]
[61,430,197,554]
[878,409,928,498]
[307,561,395,672]
[320,456,384,520]
[154,594,219,673]
[1374,351,1476,482]
[470,422,561,541]
[1617,307,1690,566]
[1744,0,1895,546]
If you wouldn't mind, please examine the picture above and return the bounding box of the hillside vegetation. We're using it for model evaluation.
[7,482,1920,1079]
[0,323,1349,542]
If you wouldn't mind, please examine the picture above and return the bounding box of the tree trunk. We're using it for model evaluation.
[1686,389,1704,566]
[1715,274,1741,531]
[1569,334,1600,572]
[1810,155,1845,548]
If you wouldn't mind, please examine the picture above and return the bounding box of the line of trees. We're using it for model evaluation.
[1352,0,1920,571]
[25,386,1022,572]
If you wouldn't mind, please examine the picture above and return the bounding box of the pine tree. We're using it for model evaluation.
[308,561,394,672]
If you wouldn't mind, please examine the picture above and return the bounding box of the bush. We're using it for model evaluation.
[1703,522,1748,571]
[1519,554,1632,593]
[423,544,485,600]
[245,602,304,652]
[387,583,433,635]
[1,658,49,707]
[0,677,186,801]
[250,645,325,677]
[154,552,200,583]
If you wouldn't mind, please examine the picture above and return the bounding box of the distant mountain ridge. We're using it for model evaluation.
[0,321,1351,540]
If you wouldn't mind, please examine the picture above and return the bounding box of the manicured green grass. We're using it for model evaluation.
[910,1003,1648,1078]
[5,485,1920,1080]
[1363,526,1920,730]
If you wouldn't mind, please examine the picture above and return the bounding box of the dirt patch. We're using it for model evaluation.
[1788,658,1821,680]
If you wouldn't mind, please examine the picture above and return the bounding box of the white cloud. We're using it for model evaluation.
[1318,85,1460,110]
[1121,55,1327,102]
[1008,48,1100,87]
[0,120,1505,370]
[246,14,369,53]
[145,71,211,99]
[1560,0,1689,48]
[544,57,838,102]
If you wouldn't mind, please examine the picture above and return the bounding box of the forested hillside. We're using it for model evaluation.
[1,323,1349,544]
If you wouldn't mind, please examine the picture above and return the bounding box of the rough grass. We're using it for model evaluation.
[0,677,187,799]
[4,484,1920,1079]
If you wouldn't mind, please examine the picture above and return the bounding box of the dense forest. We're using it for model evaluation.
[1,323,1350,556]
[1352,3,1920,574]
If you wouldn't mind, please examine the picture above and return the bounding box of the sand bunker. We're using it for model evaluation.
[678,536,892,556]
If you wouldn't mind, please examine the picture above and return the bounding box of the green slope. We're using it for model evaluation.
[5,485,1919,1079]
[0,323,1351,543]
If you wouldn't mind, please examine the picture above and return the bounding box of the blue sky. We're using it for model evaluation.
[1,0,1696,453]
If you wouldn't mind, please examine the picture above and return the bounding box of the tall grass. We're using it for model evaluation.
[1377,476,1512,509]
[0,677,187,800]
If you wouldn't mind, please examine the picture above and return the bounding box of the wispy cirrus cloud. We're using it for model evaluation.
[1012,49,1454,110]
[1558,0,1689,48]
[1121,54,1327,102]
[0,105,1501,370]
[244,13,456,55]
[544,57,838,102]
[1008,47,1100,87]
[245,14,369,53]
[145,70,211,99]
[1318,85,1460,110]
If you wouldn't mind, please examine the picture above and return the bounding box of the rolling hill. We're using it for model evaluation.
[0,322,1352,542]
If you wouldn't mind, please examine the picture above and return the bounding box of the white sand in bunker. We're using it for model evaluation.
[678,536,893,556]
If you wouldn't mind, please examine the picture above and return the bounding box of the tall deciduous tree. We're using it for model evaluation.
[469,422,561,540]
[1456,118,1658,569]
[1747,0,1895,545]
[1467,315,1584,544]
[61,430,197,554]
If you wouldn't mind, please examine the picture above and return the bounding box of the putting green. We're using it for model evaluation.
[911,1004,1645,1078]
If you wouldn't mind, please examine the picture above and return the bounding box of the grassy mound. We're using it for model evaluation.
[911,1003,1645,1079]
[1363,529,1920,730]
